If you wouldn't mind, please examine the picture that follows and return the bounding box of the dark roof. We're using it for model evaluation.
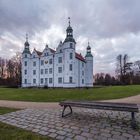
[24,41,29,46]
[49,48,56,53]
[34,49,85,62]
[34,49,42,56]
[64,37,76,43]
[66,25,73,31]
[75,53,86,62]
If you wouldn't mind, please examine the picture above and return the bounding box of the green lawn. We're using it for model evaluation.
[0,107,52,140]
[0,107,18,115]
[0,85,140,102]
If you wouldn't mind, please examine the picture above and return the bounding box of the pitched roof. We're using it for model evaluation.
[35,47,56,56]
[49,48,56,53]
[75,52,86,62]
[34,49,42,56]
[34,49,85,62]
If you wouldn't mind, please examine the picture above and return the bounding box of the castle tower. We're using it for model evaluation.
[62,17,76,87]
[22,34,31,87]
[85,42,93,87]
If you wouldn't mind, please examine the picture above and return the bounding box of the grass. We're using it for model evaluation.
[0,107,19,115]
[0,107,52,140]
[0,85,140,102]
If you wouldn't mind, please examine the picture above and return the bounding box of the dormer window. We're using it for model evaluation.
[45,52,48,56]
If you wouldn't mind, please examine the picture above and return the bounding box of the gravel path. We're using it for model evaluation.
[0,100,59,109]
[102,94,140,104]
[0,94,140,109]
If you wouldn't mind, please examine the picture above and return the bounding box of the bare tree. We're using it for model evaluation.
[116,54,123,82]
[116,54,132,84]
[6,52,21,86]
[0,57,5,78]
[11,52,21,85]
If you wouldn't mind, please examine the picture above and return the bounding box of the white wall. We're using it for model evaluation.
[22,42,93,88]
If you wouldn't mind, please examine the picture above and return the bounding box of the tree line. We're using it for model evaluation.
[94,54,140,85]
[0,53,21,87]
[0,53,140,87]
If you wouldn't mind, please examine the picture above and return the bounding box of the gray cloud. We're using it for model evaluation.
[0,0,140,75]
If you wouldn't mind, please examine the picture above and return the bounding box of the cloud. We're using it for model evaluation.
[0,0,140,75]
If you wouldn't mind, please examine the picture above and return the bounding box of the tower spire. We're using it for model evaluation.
[64,17,76,43]
[88,41,90,46]
[68,17,71,26]
[23,33,30,54]
[85,41,92,57]
[26,33,28,42]
[24,33,30,47]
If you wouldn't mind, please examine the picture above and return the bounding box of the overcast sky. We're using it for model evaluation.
[0,0,140,75]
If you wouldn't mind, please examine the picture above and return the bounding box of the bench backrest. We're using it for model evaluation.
[60,101,139,112]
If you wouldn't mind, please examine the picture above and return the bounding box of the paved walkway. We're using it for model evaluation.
[0,108,140,140]
[0,96,140,139]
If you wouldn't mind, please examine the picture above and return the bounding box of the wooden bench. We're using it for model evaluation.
[59,100,139,129]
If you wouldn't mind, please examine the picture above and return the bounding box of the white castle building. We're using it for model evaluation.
[21,19,93,88]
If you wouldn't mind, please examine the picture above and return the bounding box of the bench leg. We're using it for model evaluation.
[131,112,137,129]
[62,105,72,117]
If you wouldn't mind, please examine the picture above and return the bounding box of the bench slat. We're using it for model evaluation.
[59,100,139,112]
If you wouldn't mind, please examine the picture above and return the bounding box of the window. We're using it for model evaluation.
[41,60,44,65]
[45,78,48,84]
[49,68,52,74]
[58,77,62,84]
[58,57,62,63]
[33,79,36,84]
[82,79,84,84]
[70,53,73,59]
[41,69,44,74]
[58,67,62,73]
[60,49,62,53]
[49,78,52,84]
[69,77,72,83]
[70,43,73,48]
[24,61,27,66]
[33,70,36,75]
[82,62,84,67]
[41,78,44,84]
[33,61,36,67]
[24,79,27,84]
[25,54,27,58]
[44,53,48,56]
[45,69,48,74]
[49,59,52,64]
[82,71,84,76]
[45,52,49,56]
[69,64,72,71]
[24,70,27,75]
